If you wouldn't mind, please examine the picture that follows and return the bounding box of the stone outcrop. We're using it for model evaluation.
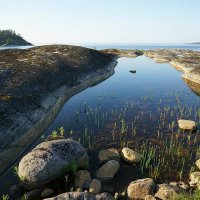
[18,139,88,189]
[0,45,118,174]
[144,49,200,87]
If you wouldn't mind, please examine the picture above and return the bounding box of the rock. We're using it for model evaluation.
[44,192,114,200]
[179,181,190,190]
[144,195,156,200]
[99,148,120,163]
[155,184,184,200]
[178,119,196,130]
[23,188,43,200]
[195,159,200,169]
[96,160,120,180]
[41,188,55,198]
[89,179,102,194]
[74,170,91,189]
[75,188,83,192]
[127,178,155,199]
[96,192,115,200]
[18,139,88,189]
[190,171,200,188]
[169,182,178,187]
[121,147,142,163]
[46,135,65,141]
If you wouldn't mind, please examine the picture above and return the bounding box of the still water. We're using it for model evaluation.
[1,55,200,195]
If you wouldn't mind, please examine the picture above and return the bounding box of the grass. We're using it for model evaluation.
[2,194,9,200]
[171,190,200,200]
[43,90,200,182]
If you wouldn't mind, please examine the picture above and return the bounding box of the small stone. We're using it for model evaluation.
[114,192,120,199]
[190,172,200,189]
[169,182,178,187]
[179,181,190,190]
[155,183,184,200]
[75,188,83,192]
[195,159,200,169]
[96,160,119,180]
[127,178,155,199]
[99,148,120,163]
[89,179,101,194]
[74,170,91,189]
[144,195,157,200]
[178,119,196,130]
[41,188,55,198]
[121,147,142,163]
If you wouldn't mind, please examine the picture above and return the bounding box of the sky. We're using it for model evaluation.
[0,0,200,45]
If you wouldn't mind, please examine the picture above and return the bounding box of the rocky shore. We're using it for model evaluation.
[0,45,118,174]
[144,49,200,87]
[0,45,143,175]
[5,137,200,200]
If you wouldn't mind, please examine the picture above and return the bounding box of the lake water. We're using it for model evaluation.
[0,51,200,196]
[1,43,200,51]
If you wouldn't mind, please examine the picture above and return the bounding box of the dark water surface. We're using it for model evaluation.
[1,56,200,196]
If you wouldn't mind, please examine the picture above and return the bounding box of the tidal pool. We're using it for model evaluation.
[1,55,200,195]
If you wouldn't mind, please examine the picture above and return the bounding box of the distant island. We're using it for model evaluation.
[0,29,32,46]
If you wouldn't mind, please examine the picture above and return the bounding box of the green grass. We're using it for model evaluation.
[172,190,200,200]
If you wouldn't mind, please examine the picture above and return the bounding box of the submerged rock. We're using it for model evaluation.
[74,170,91,189]
[178,119,196,130]
[121,147,142,163]
[96,160,120,180]
[41,188,55,198]
[127,178,155,199]
[18,139,88,188]
[155,183,184,200]
[89,179,102,194]
[99,148,120,163]
[44,192,114,200]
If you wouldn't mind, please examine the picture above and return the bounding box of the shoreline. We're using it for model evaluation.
[0,59,117,175]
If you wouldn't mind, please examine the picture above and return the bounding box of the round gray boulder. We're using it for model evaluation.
[18,139,88,188]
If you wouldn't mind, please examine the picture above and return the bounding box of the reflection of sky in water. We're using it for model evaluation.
[43,56,199,134]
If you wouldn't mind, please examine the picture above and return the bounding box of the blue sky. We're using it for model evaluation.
[1,0,200,44]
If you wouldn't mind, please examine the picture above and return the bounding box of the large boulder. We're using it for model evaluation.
[74,170,91,189]
[99,148,120,163]
[96,160,120,180]
[44,192,114,200]
[178,119,196,130]
[155,184,184,200]
[121,147,142,163]
[127,178,155,199]
[18,139,88,188]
